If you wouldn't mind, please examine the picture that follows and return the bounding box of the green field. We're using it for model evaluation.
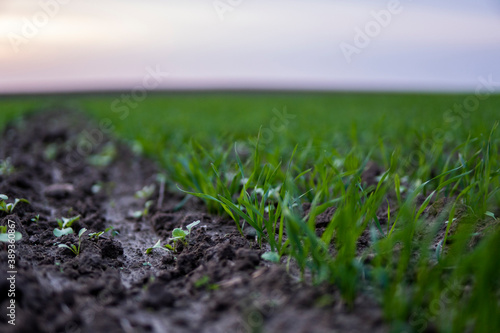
[1,92,500,332]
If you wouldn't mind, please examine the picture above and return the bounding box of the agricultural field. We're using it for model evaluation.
[0,92,499,333]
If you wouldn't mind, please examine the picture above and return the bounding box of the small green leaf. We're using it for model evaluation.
[194,275,210,288]
[0,232,22,242]
[14,198,30,206]
[156,245,171,252]
[261,251,280,263]
[135,184,156,199]
[58,244,76,254]
[78,228,87,237]
[0,194,8,200]
[54,228,74,237]
[146,240,171,254]
[89,231,104,239]
[485,211,496,220]
[172,228,187,239]
[186,220,200,232]
[132,211,143,218]
[62,215,80,228]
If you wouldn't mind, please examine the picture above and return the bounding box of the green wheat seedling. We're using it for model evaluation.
[132,200,153,219]
[145,221,201,254]
[170,220,200,249]
[0,225,22,242]
[168,139,241,215]
[133,184,156,218]
[53,215,80,237]
[135,184,156,200]
[145,239,172,254]
[194,275,219,290]
[178,143,287,249]
[87,142,117,167]
[58,228,87,256]
[88,226,118,240]
[0,158,14,176]
[0,194,30,214]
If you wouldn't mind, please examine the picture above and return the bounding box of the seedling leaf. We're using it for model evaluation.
[261,251,280,263]
[172,228,187,239]
[58,244,74,251]
[485,211,497,220]
[60,215,80,228]
[186,220,200,232]
[145,239,171,254]
[0,232,22,242]
[78,228,87,237]
[132,211,143,218]
[54,228,74,237]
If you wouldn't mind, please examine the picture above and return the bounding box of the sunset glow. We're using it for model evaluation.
[1,0,500,93]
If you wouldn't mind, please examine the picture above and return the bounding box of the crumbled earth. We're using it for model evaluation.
[0,110,386,333]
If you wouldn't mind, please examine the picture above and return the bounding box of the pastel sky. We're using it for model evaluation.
[1,0,500,93]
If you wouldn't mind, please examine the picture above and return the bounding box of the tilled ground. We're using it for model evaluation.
[0,110,386,333]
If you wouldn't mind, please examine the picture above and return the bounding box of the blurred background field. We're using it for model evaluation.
[2,92,499,148]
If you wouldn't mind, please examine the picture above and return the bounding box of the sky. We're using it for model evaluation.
[1,0,500,93]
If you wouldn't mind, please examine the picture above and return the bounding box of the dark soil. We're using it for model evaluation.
[0,111,386,333]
